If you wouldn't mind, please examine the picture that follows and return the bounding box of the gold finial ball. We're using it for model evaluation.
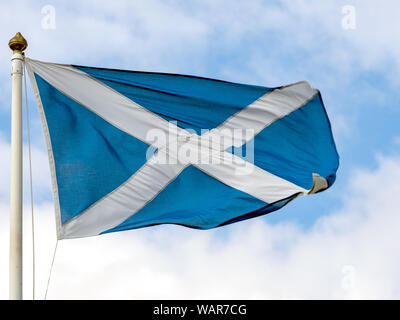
[8,32,28,52]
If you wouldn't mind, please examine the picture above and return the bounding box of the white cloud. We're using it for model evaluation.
[0,154,399,299]
[0,0,399,138]
[1,1,399,80]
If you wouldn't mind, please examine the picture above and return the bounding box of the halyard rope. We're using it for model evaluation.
[44,239,58,300]
[23,61,36,300]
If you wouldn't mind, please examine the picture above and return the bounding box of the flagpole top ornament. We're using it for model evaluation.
[8,32,27,53]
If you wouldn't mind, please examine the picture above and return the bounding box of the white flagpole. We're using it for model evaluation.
[8,32,27,300]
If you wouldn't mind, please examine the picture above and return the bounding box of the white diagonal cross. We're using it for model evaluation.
[26,59,324,239]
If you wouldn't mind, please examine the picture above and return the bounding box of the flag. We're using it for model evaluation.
[26,58,339,240]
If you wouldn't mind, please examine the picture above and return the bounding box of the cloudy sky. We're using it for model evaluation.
[0,0,399,299]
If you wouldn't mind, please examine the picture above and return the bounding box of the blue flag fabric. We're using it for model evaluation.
[26,58,339,239]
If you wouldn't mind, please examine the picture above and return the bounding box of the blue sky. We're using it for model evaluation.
[0,0,399,299]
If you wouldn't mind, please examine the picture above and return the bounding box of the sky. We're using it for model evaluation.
[0,0,399,299]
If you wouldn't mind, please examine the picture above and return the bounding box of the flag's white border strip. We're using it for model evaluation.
[26,58,327,239]
[25,60,63,237]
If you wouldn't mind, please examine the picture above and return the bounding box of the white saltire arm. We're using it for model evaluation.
[25,58,190,147]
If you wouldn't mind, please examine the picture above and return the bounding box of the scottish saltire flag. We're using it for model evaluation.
[26,58,339,240]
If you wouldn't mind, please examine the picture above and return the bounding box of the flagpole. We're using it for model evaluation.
[8,32,27,300]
